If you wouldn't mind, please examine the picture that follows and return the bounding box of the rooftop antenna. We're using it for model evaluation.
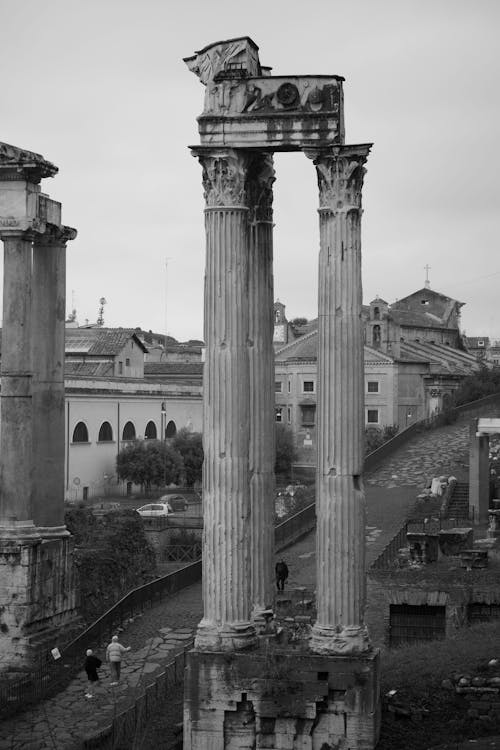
[164,258,171,356]
[97,297,107,327]
[424,264,431,289]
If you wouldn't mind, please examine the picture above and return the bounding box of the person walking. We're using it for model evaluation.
[105,635,131,685]
[84,649,102,698]
[275,559,289,591]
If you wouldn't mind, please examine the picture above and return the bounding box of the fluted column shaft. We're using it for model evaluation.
[0,232,35,529]
[309,146,372,654]
[194,148,256,651]
[247,155,275,621]
[32,226,76,532]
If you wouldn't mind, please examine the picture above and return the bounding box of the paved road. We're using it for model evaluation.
[0,417,479,749]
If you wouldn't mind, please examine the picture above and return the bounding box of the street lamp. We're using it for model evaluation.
[161,401,167,488]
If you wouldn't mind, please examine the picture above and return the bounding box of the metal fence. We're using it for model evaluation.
[0,560,201,719]
[0,501,317,718]
[81,645,191,750]
[161,543,202,562]
[370,523,409,570]
[275,502,316,550]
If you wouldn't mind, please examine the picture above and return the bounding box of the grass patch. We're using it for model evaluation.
[378,620,500,749]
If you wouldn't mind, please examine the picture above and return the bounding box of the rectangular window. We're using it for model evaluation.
[126,357,130,366]
[118,361,123,374]
[275,381,283,393]
[367,381,379,393]
[287,406,292,423]
[301,405,316,426]
[367,409,379,424]
[275,407,283,423]
[303,381,314,393]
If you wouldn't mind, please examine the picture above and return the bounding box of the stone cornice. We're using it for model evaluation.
[0,142,58,182]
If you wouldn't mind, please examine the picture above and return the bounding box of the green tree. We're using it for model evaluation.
[172,428,204,487]
[454,363,500,406]
[275,423,298,479]
[116,440,183,492]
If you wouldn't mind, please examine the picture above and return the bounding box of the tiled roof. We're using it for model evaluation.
[398,341,480,375]
[145,363,203,376]
[65,328,148,356]
[389,308,450,329]
[64,361,114,377]
[275,330,318,361]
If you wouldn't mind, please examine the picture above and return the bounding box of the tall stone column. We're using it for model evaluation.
[32,225,77,534]
[247,154,275,624]
[193,147,256,651]
[0,230,38,537]
[308,145,372,654]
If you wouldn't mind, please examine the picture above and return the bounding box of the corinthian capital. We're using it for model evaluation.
[307,144,371,211]
[247,153,275,223]
[193,148,250,208]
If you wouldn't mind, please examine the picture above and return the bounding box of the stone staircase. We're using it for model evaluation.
[446,481,470,520]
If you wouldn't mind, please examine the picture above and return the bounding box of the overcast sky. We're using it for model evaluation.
[1,0,499,341]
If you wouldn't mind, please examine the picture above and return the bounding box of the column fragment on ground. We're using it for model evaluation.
[32,226,77,533]
[193,147,256,651]
[247,154,275,624]
[0,231,37,534]
[310,145,372,654]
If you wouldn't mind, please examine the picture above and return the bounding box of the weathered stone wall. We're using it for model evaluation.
[184,648,380,750]
[0,536,78,668]
[444,668,500,724]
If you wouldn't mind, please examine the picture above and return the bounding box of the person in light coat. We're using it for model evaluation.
[105,635,131,685]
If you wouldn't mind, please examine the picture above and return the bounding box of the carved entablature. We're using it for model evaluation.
[308,145,372,211]
[0,142,58,181]
[194,149,250,208]
[203,76,343,118]
[185,40,345,150]
[246,154,275,223]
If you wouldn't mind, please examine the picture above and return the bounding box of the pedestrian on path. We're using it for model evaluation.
[84,649,102,698]
[106,635,131,685]
[275,559,289,591]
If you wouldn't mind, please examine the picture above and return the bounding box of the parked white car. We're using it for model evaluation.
[136,502,172,517]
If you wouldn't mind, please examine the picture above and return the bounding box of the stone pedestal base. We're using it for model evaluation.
[0,528,79,672]
[183,647,380,750]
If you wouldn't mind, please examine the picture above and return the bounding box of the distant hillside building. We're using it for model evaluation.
[0,326,203,502]
[275,288,480,468]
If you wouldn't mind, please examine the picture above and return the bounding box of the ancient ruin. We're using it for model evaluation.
[0,142,79,670]
[183,38,380,749]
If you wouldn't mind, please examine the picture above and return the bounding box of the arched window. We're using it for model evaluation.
[372,325,381,347]
[72,421,89,443]
[165,420,177,438]
[373,306,380,320]
[122,421,136,441]
[145,421,157,439]
[98,421,113,442]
